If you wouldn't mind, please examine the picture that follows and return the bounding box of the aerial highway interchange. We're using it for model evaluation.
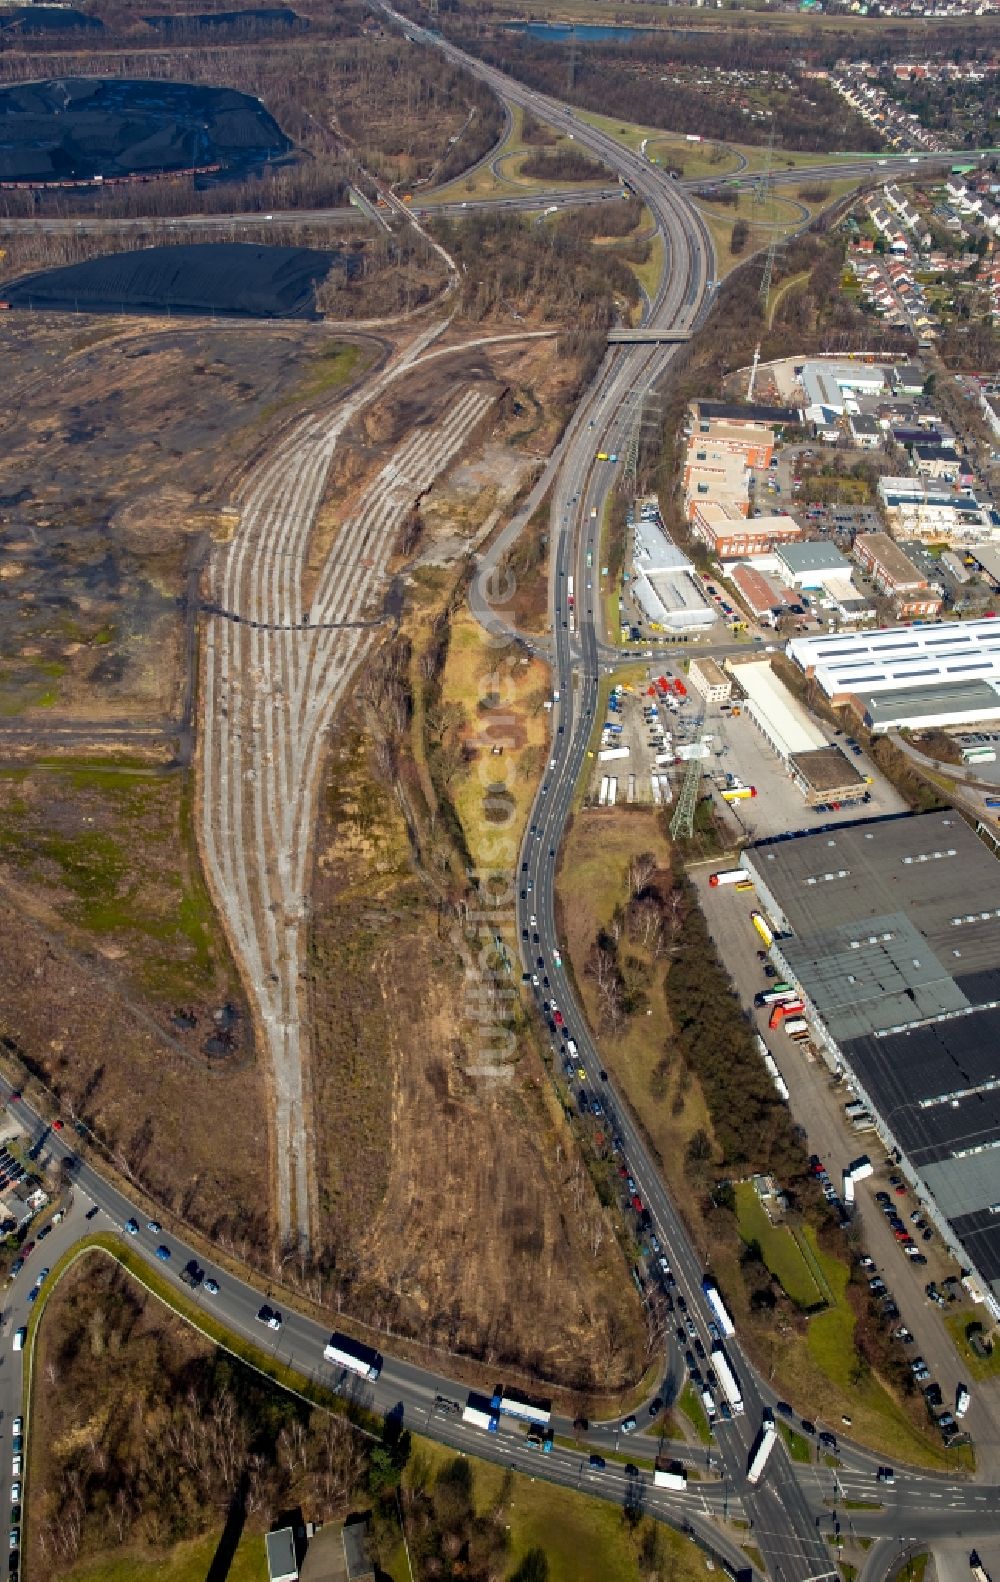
[1,14,998,1582]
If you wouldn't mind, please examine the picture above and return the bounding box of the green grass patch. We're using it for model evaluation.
[897,1558,929,1582]
[627,226,665,301]
[944,1311,1000,1380]
[735,1182,824,1309]
[300,342,364,398]
[844,1499,882,1511]
[778,1422,811,1462]
[677,1381,711,1445]
[407,1437,708,1582]
[59,1531,267,1582]
[0,760,231,1003]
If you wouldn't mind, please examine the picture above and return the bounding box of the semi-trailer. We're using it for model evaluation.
[709,869,749,888]
[762,1052,790,1102]
[653,1464,688,1490]
[756,983,794,1005]
[462,1394,500,1432]
[702,1277,736,1339]
[710,1344,744,1414]
[746,1418,778,1486]
[323,1333,383,1381]
[768,999,804,1029]
[598,746,630,762]
[782,1017,809,1036]
[498,1388,552,1426]
[608,778,618,806]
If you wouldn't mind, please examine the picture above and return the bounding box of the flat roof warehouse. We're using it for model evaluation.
[743,813,1000,1316]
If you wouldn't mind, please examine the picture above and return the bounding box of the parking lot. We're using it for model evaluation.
[587,670,697,804]
[748,439,885,563]
[698,704,907,841]
[693,865,991,1456]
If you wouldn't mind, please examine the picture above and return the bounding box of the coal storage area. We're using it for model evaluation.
[2,243,354,319]
[142,7,304,35]
[0,78,291,186]
[0,8,103,32]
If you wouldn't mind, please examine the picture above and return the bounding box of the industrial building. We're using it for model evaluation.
[860,679,1000,734]
[800,360,887,426]
[731,563,788,626]
[728,659,866,803]
[691,502,801,558]
[743,813,1000,1319]
[689,398,799,430]
[878,477,997,543]
[853,532,943,619]
[775,541,852,589]
[631,513,716,633]
[688,655,732,703]
[787,620,1000,728]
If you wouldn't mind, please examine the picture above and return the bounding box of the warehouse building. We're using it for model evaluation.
[775,541,852,590]
[728,660,866,802]
[787,619,1000,708]
[743,813,1000,1319]
[631,514,716,633]
[729,658,828,760]
[800,360,887,423]
[860,678,1000,733]
[731,563,788,625]
[853,532,943,619]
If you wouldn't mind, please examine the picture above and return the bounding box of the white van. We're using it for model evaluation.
[12,1327,25,1352]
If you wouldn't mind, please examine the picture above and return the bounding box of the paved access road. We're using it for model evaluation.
[391,12,1000,1579]
[4,1091,999,1582]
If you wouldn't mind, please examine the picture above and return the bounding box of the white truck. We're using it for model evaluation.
[701,1387,717,1422]
[710,1344,744,1415]
[598,746,630,762]
[702,1277,736,1339]
[653,1464,688,1491]
[746,1418,778,1486]
[462,1397,499,1432]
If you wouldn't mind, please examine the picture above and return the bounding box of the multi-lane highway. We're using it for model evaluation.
[4,1085,1000,1582]
[386,10,1000,1580]
[2,15,998,1579]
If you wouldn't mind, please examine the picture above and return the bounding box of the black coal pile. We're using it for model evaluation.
[3,242,354,319]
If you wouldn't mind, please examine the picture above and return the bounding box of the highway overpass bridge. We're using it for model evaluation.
[607,328,692,344]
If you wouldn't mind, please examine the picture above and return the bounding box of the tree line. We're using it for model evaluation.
[460,30,882,154]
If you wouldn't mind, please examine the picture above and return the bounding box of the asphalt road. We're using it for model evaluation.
[1,19,996,1579]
